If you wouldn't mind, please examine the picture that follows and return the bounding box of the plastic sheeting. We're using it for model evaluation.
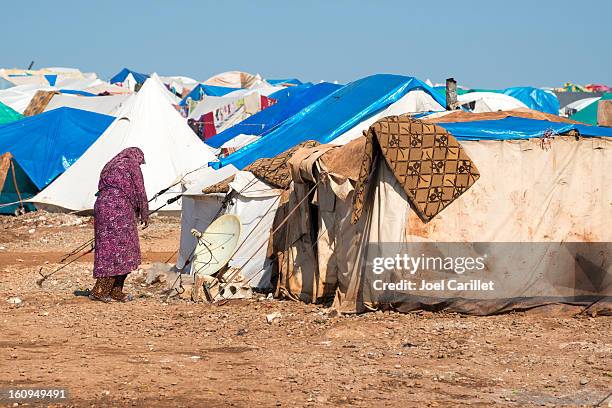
[570,93,612,125]
[179,84,240,105]
[457,92,527,112]
[216,74,446,170]
[267,83,313,102]
[110,68,149,85]
[0,102,22,124]
[0,107,113,189]
[44,93,131,116]
[437,117,612,141]
[206,82,342,148]
[501,87,560,115]
[267,78,303,86]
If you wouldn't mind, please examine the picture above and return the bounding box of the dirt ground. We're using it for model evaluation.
[0,212,610,407]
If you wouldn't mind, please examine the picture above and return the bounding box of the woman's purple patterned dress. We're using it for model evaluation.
[93,147,149,278]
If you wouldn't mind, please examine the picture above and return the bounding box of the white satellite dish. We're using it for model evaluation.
[191,214,241,276]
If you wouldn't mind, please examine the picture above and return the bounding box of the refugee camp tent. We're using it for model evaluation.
[0,153,38,214]
[460,87,560,114]
[180,84,241,105]
[266,83,314,102]
[110,68,150,90]
[0,108,113,214]
[160,75,199,97]
[555,91,605,111]
[561,97,601,117]
[178,169,281,289]
[0,102,22,124]
[177,164,239,270]
[499,87,559,114]
[0,83,55,113]
[214,74,446,170]
[570,93,612,126]
[31,75,217,212]
[267,78,303,86]
[187,91,277,140]
[273,115,612,314]
[203,71,263,89]
[206,82,343,149]
[43,93,132,116]
[329,89,445,145]
[457,92,528,113]
[176,142,320,289]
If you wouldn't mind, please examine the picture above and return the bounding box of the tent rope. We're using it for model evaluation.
[9,161,24,212]
[216,180,320,294]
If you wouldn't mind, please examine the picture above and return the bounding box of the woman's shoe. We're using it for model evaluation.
[88,294,112,303]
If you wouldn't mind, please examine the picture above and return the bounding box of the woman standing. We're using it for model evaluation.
[89,147,149,302]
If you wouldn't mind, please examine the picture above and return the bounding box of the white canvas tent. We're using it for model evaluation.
[31,74,217,212]
[0,83,55,113]
[203,71,263,89]
[177,170,282,289]
[457,92,528,113]
[43,93,131,116]
[330,89,445,145]
[560,97,601,117]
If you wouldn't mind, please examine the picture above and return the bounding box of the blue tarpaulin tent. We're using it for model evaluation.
[437,117,612,140]
[500,87,559,115]
[179,84,240,106]
[267,78,303,86]
[206,82,343,149]
[0,107,114,189]
[267,83,314,102]
[110,68,149,85]
[215,74,446,169]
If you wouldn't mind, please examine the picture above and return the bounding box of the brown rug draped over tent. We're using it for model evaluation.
[352,115,479,223]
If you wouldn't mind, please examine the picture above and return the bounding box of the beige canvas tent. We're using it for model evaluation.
[267,116,612,315]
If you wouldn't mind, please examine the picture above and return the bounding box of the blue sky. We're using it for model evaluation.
[1,0,610,88]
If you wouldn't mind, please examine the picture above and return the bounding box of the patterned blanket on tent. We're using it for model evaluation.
[352,115,480,223]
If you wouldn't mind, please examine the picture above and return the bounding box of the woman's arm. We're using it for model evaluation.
[130,163,149,225]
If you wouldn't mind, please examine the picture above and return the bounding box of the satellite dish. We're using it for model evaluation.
[191,214,241,276]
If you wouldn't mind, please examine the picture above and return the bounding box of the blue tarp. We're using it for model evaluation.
[501,87,560,115]
[215,74,446,169]
[44,74,57,86]
[437,117,612,141]
[267,83,314,102]
[0,107,114,189]
[59,89,97,96]
[110,68,149,85]
[179,84,240,106]
[206,82,343,149]
[267,78,303,86]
